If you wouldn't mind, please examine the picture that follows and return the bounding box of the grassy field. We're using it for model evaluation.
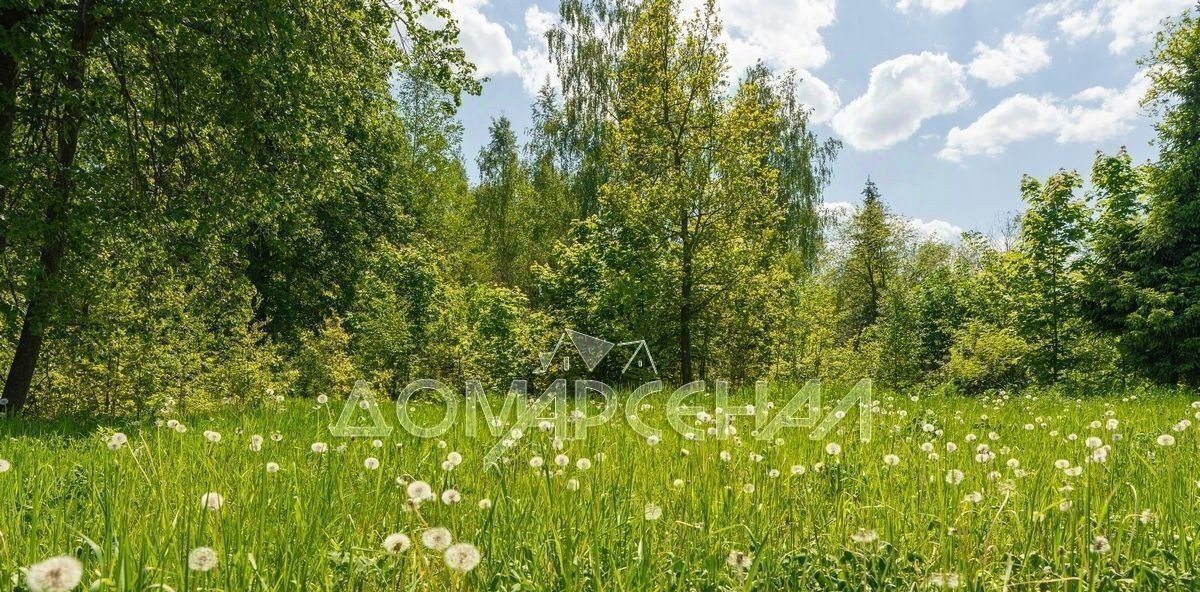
[3,388,1200,590]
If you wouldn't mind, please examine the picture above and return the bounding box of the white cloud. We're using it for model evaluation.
[680,0,842,122]
[939,72,1150,161]
[832,52,970,151]
[1050,0,1192,54]
[895,0,968,15]
[968,34,1051,87]
[441,0,522,78]
[908,218,965,243]
[515,6,558,94]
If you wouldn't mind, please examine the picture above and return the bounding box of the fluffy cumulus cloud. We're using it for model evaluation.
[895,0,968,15]
[832,52,971,151]
[939,72,1150,161]
[967,34,1051,87]
[680,0,841,122]
[908,218,965,243]
[1035,0,1193,54]
[515,6,558,93]
[428,1,558,94]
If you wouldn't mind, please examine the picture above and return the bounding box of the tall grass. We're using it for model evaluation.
[2,388,1199,590]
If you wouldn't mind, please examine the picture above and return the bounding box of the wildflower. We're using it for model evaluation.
[200,492,224,512]
[187,547,219,572]
[945,469,964,485]
[406,481,433,503]
[478,498,492,510]
[719,450,732,462]
[1059,500,1073,512]
[850,528,878,544]
[108,433,128,450]
[576,458,592,470]
[266,462,280,473]
[529,456,544,469]
[372,439,383,448]
[790,465,806,476]
[945,442,958,453]
[920,442,934,453]
[825,442,842,456]
[250,434,263,451]
[441,489,461,505]
[726,550,753,571]
[963,491,984,504]
[421,527,453,550]
[26,555,83,592]
[927,572,961,589]
[1091,535,1112,554]
[883,454,900,467]
[1138,509,1154,524]
[1054,459,1070,470]
[1157,434,1176,447]
[673,478,685,488]
[311,442,328,454]
[363,457,380,470]
[174,423,187,433]
[742,483,755,494]
[768,469,781,478]
[447,451,463,466]
[647,435,660,446]
[554,454,570,467]
[382,533,411,554]
[644,502,663,521]
[441,460,455,471]
[1064,466,1083,477]
[270,432,283,442]
[0,459,9,473]
[166,420,179,429]
[1085,436,1103,449]
[443,543,482,573]
[566,478,580,491]
[203,431,221,443]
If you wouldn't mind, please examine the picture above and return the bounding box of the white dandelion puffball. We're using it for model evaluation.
[1091,535,1112,554]
[478,498,493,510]
[266,462,280,474]
[166,419,179,429]
[554,454,570,467]
[790,465,806,476]
[203,430,221,443]
[883,454,900,467]
[644,502,663,521]
[311,442,328,454]
[447,451,463,466]
[406,481,434,502]
[441,489,461,505]
[646,435,660,446]
[529,456,544,469]
[316,394,329,405]
[825,442,842,456]
[249,434,263,451]
[1157,434,1176,447]
[576,458,592,470]
[443,542,482,573]
[566,478,580,491]
[1054,459,1070,470]
[200,492,224,512]
[0,459,10,473]
[945,469,964,485]
[726,550,753,571]
[174,423,188,433]
[363,457,380,470]
[26,555,83,592]
[1085,436,1103,449]
[382,533,411,554]
[187,547,219,572]
[108,433,128,450]
[422,527,453,550]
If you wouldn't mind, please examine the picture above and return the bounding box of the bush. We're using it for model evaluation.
[294,316,357,399]
[946,321,1032,394]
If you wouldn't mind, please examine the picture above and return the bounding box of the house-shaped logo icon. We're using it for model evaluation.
[534,330,658,377]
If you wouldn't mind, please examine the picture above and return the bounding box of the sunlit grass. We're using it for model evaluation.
[3,389,1200,590]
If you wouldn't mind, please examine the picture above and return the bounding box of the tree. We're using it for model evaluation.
[1081,7,1200,385]
[473,116,530,287]
[0,0,478,411]
[838,180,902,347]
[600,0,786,382]
[1010,171,1089,383]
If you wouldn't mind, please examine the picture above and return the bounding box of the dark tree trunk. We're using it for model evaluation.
[2,1,97,411]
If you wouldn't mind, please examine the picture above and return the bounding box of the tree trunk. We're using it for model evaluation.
[2,1,96,411]
[680,214,693,383]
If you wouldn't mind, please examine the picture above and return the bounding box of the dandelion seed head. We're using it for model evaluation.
[26,555,83,592]
[443,542,481,573]
[187,547,219,572]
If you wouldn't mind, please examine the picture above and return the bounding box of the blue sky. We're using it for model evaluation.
[446,0,1185,239]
